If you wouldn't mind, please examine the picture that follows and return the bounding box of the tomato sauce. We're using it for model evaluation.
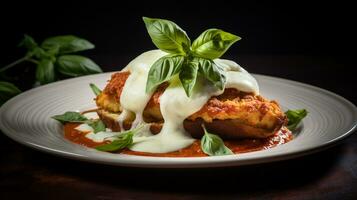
[64,123,108,148]
[64,123,293,157]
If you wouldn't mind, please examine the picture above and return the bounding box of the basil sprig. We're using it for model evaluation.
[0,35,102,107]
[143,17,241,97]
[95,125,144,152]
[285,109,308,130]
[52,111,106,133]
[1,35,102,85]
[200,125,233,156]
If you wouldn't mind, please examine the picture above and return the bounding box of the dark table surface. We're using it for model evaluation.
[1,55,356,199]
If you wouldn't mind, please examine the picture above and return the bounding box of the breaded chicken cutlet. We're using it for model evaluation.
[95,72,287,139]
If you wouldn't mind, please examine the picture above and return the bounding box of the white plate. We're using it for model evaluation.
[0,73,356,168]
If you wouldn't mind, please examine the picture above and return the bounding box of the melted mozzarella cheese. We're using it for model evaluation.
[75,123,94,132]
[76,123,154,143]
[129,77,221,153]
[76,123,119,142]
[86,131,119,143]
[215,59,259,94]
[119,50,167,128]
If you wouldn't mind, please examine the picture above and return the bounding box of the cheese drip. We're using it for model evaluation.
[130,76,220,153]
[118,50,167,130]
[99,49,259,153]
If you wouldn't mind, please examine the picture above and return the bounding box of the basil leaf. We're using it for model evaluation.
[52,111,88,124]
[18,34,38,50]
[89,83,102,96]
[46,45,60,57]
[95,131,134,152]
[179,60,199,97]
[192,29,241,59]
[41,35,95,54]
[30,47,48,59]
[0,81,21,106]
[201,125,233,156]
[57,55,102,77]
[198,58,226,90]
[19,34,51,59]
[95,124,145,152]
[143,17,191,54]
[87,119,106,133]
[146,55,184,93]
[36,59,56,84]
[18,35,55,59]
[285,109,308,130]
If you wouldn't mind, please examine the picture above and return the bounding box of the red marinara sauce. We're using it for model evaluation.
[64,123,107,148]
[64,123,293,157]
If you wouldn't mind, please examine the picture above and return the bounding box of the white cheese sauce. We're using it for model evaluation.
[129,76,221,153]
[81,49,259,153]
[215,59,259,94]
[119,50,167,129]
[76,123,119,142]
[82,112,99,120]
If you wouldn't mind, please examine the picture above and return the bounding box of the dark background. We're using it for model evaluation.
[1,1,357,199]
[0,1,356,103]
[1,1,354,55]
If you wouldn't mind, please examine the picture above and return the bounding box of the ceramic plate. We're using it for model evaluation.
[0,73,356,168]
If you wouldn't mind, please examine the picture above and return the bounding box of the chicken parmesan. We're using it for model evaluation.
[53,17,307,157]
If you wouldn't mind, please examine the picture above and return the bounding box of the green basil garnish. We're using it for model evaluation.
[285,109,308,130]
[52,111,88,124]
[143,17,191,54]
[87,119,106,133]
[179,60,199,97]
[143,17,240,97]
[95,132,134,152]
[196,58,226,90]
[95,125,144,152]
[146,55,185,93]
[89,83,102,96]
[191,29,241,59]
[200,125,233,156]
[52,111,107,134]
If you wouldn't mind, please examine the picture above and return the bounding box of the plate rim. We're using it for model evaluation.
[0,72,356,168]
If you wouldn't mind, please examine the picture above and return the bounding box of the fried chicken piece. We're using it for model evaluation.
[96,72,287,139]
[96,72,129,113]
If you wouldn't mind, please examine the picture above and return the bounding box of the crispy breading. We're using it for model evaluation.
[188,89,286,130]
[96,72,129,113]
[97,109,284,139]
[96,72,287,138]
